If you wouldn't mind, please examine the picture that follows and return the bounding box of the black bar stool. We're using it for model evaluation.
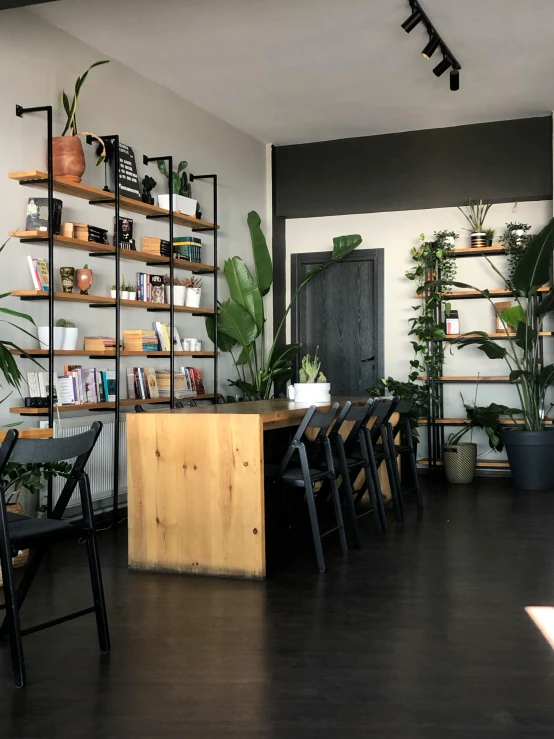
[266,403,348,572]
[0,422,109,688]
[329,398,385,547]
[387,396,423,512]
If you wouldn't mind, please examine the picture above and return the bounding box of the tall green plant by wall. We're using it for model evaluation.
[405,231,457,388]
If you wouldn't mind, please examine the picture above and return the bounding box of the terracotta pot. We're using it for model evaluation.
[75,268,93,295]
[52,136,86,183]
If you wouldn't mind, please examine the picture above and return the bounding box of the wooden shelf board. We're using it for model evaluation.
[438,332,553,340]
[9,394,216,415]
[419,418,552,426]
[10,290,215,315]
[10,231,218,274]
[416,376,511,383]
[418,458,510,468]
[414,287,549,300]
[8,172,219,231]
[0,428,53,440]
[453,246,506,257]
[10,349,216,358]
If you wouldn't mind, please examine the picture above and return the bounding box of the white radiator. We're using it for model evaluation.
[53,414,127,509]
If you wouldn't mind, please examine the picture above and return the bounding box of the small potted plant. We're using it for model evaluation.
[443,398,519,484]
[485,228,495,247]
[457,198,492,248]
[184,276,202,308]
[75,263,93,295]
[164,274,188,306]
[287,348,331,403]
[37,322,65,350]
[127,283,137,301]
[121,279,130,301]
[157,160,197,216]
[56,318,79,351]
[110,283,117,299]
[54,61,109,182]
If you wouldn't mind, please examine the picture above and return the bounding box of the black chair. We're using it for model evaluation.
[134,400,185,412]
[0,422,109,688]
[329,398,385,547]
[387,397,423,512]
[267,403,348,572]
[361,396,405,526]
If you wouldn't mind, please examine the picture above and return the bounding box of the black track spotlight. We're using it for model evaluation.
[421,34,440,60]
[450,68,460,91]
[401,9,422,33]
[433,56,451,77]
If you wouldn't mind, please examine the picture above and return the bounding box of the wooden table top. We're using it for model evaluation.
[151,397,370,429]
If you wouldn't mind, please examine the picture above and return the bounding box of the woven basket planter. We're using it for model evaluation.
[0,494,29,587]
[443,443,477,484]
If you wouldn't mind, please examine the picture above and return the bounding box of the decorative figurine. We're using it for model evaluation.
[59,266,75,293]
[75,264,93,295]
[141,175,156,205]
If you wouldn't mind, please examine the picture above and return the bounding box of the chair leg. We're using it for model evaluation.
[387,425,405,521]
[0,545,46,638]
[406,429,424,512]
[299,447,326,572]
[365,438,388,535]
[85,531,110,653]
[363,462,385,536]
[0,545,26,688]
[336,442,361,548]
[381,427,404,522]
[330,477,348,556]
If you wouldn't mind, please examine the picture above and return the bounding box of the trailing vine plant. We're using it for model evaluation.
[405,231,458,389]
[500,222,532,290]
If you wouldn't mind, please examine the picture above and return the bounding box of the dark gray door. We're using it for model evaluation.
[291,249,384,396]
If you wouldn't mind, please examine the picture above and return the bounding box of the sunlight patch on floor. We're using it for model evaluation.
[526,607,554,649]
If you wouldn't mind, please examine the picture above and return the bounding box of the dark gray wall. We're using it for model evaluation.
[0,0,56,9]
[272,116,553,336]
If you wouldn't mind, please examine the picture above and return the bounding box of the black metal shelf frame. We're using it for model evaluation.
[12,109,219,523]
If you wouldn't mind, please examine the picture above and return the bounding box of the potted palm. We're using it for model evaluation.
[457,198,492,248]
[443,400,519,484]
[55,61,109,182]
[427,218,554,490]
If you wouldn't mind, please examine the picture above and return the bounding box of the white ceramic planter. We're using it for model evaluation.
[110,290,117,299]
[158,194,198,216]
[127,292,137,301]
[185,287,201,308]
[165,285,187,306]
[121,291,130,300]
[38,326,64,350]
[61,327,79,351]
[287,382,331,403]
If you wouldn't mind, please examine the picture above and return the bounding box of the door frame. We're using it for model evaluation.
[290,248,385,386]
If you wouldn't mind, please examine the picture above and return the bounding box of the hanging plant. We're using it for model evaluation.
[500,222,532,291]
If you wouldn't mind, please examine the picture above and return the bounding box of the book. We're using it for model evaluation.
[27,256,41,290]
[191,368,205,395]
[102,370,117,402]
[27,372,39,398]
[143,368,159,398]
[84,337,117,352]
[35,258,50,291]
[38,372,50,398]
[150,275,164,303]
[83,369,98,403]
[64,364,82,376]
[55,375,76,405]
[25,197,63,234]
[126,368,136,400]
[96,371,105,403]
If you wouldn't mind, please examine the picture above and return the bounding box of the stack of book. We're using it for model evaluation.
[28,367,116,405]
[126,367,159,400]
[173,236,202,263]
[84,337,118,353]
[27,256,49,291]
[136,273,164,302]
[26,372,53,399]
[156,370,197,399]
[141,236,171,258]
[152,322,181,351]
[123,329,159,352]
[179,367,206,395]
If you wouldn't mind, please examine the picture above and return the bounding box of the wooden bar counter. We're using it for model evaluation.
[126,398,382,579]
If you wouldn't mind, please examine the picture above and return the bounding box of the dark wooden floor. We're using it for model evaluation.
[1,478,554,737]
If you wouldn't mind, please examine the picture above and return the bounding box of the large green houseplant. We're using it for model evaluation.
[423,217,554,490]
[206,212,362,399]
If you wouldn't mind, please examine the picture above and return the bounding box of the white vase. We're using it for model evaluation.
[288,382,331,403]
[38,326,65,350]
[158,193,198,216]
[165,285,187,306]
[185,287,201,308]
[61,327,79,351]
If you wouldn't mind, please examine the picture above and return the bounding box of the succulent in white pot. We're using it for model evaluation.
[157,160,198,216]
[288,348,331,403]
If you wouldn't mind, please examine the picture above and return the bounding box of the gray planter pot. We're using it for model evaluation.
[502,429,554,490]
[443,443,477,484]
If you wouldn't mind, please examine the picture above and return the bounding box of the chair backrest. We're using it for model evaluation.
[368,396,399,441]
[135,401,184,412]
[276,403,339,479]
[332,397,380,444]
[0,422,103,520]
[395,396,416,415]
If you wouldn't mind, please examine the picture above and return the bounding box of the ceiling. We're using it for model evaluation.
[32,0,554,145]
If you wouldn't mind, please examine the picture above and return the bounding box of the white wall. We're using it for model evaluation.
[286,200,553,461]
[0,9,267,428]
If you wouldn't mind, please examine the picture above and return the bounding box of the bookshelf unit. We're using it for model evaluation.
[420,244,551,474]
[9,108,220,522]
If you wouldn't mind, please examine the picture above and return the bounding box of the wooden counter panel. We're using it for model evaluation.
[127,413,266,578]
